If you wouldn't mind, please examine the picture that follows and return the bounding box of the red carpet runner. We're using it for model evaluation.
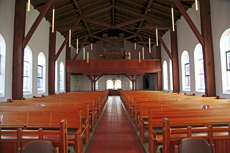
[87,96,144,153]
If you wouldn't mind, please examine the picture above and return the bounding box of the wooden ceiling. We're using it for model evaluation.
[31,0,194,48]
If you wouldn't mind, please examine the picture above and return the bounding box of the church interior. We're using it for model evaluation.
[0,0,230,153]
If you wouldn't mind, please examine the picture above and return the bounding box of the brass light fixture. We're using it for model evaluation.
[76,37,78,54]
[139,52,141,63]
[195,0,198,11]
[83,48,85,60]
[52,4,55,33]
[156,28,159,47]
[142,47,144,59]
[87,52,89,63]
[69,27,71,47]
[134,43,136,50]
[171,4,175,32]
[27,0,30,11]
[149,36,151,53]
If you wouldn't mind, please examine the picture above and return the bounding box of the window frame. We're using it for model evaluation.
[37,52,46,93]
[226,50,230,71]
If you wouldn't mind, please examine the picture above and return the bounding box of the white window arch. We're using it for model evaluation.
[181,51,190,91]
[130,80,133,90]
[37,52,46,93]
[23,46,32,94]
[0,34,6,97]
[194,43,205,92]
[163,60,168,90]
[115,80,121,89]
[59,62,64,92]
[107,80,113,89]
[169,59,173,91]
[220,28,230,94]
[55,61,58,93]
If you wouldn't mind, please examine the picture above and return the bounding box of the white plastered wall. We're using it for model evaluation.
[160,0,230,98]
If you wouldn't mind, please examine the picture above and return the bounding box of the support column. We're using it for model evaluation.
[158,71,162,91]
[12,0,26,100]
[132,81,135,91]
[156,43,162,91]
[200,0,216,97]
[171,27,180,93]
[94,81,96,91]
[48,27,56,95]
[134,81,137,91]
[156,42,161,59]
[66,41,71,92]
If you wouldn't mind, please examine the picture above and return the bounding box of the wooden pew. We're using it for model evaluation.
[0,119,70,153]
[0,107,87,153]
[148,108,230,153]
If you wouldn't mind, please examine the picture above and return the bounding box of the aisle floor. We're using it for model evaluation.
[87,96,144,153]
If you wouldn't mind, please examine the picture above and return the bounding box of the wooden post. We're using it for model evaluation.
[94,81,96,91]
[200,0,216,97]
[91,75,94,91]
[66,41,71,92]
[156,42,161,59]
[12,0,26,100]
[135,81,137,91]
[48,27,56,95]
[171,27,180,93]
[158,71,162,91]
[132,81,135,91]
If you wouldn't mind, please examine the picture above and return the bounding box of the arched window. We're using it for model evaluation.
[59,62,64,92]
[115,80,121,89]
[23,46,32,94]
[220,28,230,93]
[0,34,6,97]
[130,80,133,90]
[181,51,190,91]
[194,43,205,92]
[107,80,113,89]
[37,52,46,93]
[95,81,98,91]
[169,60,173,91]
[55,61,58,93]
[163,60,168,90]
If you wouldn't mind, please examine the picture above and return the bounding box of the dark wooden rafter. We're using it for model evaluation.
[91,35,112,43]
[83,74,102,91]
[115,35,137,43]
[173,0,204,46]
[54,18,81,61]
[82,18,111,28]
[23,0,54,48]
[137,0,153,33]
[73,0,91,34]
[116,17,145,28]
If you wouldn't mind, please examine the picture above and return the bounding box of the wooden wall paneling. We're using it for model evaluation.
[48,27,56,95]
[171,27,180,93]
[12,0,26,100]
[200,0,216,97]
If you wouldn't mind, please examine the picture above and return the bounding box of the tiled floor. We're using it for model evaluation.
[87,96,144,153]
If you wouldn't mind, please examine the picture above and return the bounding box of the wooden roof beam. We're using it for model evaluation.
[91,35,112,43]
[115,35,138,43]
[116,17,145,28]
[47,9,76,21]
[84,3,112,17]
[73,0,91,34]
[82,18,111,28]
[81,0,104,9]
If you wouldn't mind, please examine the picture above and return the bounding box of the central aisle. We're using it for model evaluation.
[87,96,144,153]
